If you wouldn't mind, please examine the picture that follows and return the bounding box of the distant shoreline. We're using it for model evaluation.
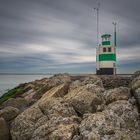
[0,73,133,75]
[0,73,53,75]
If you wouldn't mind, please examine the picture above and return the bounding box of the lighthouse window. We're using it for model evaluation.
[108,47,111,52]
[103,48,106,52]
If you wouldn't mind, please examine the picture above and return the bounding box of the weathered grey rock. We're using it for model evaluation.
[79,109,140,140]
[23,83,35,92]
[64,84,104,115]
[106,100,140,129]
[1,97,28,111]
[31,116,79,140]
[103,87,131,105]
[0,106,20,122]
[81,76,103,88]
[132,70,140,80]
[131,71,140,109]
[32,74,71,100]
[69,80,82,92]
[21,89,36,106]
[0,117,10,140]
[69,75,103,92]
[10,104,46,140]
[107,130,140,140]
[79,110,124,140]
[41,83,70,100]
[38,97,77,119]
[37,83,77,118]
[132,76,140,90]
[100,75,131,89]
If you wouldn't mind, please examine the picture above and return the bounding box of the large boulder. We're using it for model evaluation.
[0,106,20,122]
[131,71,140,109]
[21,89,36,106]
[81,76,103,87]
[0,117,10,140]
[10,83,76,140]
[41,83,70,100]
[106,100,140,129]
[1,97,28,111]
[64,84,104,116]
[38,97,77,118]
[32,74,71,100]
[10,102,79,140]
[132,71,140,79]
[31,116,79,140]
[100,75,131,89]
[10,104,46,140]
[69,76,103,92]
[105,130,140,140]
[103,87,131,105]
[79,109,140,140]
[69,80,82,92]
[37,83,77,118]
[79,110,124,139]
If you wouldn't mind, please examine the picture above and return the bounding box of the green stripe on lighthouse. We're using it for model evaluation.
[99,54,116,61]
[102,41,110,46]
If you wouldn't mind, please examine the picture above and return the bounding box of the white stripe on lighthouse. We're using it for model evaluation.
[99,61,115,68]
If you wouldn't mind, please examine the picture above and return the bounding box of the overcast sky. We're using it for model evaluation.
[0,0,140,74]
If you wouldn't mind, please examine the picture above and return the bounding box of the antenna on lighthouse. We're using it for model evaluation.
[112,22,117,47]
[94,1,100,47]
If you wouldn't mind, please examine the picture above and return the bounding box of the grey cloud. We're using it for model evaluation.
[0,0,140,73]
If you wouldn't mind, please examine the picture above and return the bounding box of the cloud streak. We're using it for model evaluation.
[0,0,140,73]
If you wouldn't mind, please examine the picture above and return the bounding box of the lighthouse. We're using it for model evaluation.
[94,1,117,75]
[96,34,116,75]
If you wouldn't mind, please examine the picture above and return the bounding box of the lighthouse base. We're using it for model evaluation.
[96,68,114,75]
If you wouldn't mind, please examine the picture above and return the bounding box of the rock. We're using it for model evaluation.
[21,89,36,105]
[106,100,140,129]
[69,80,82,92]
[100,75,131,89]
[64,84,104,116]
[131,71,140,109]
[81,76,103,88]
[79,110,124,140]
[79,109,140,140]
[10,104,46,140]
[132,76,140,90]
[37,83,77,118]
[0,106,20,122]
[2,73,140,140]
[11,101,79,140]
[69,75,103,92]
[32,74,71,100]
[132,70,140,79]
[38,97,77,119]
[106,130,140,140]
[0,117,10,140]
[23,83,35,92]
[41,83,70,100]
[31,116,79,140]
[103,87,131,105]
[1,97,28,111]
[72,135,83,140]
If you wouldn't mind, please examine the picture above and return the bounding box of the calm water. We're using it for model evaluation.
[0,75,52,97]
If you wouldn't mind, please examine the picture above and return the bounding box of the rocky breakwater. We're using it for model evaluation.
[0,73,140,140]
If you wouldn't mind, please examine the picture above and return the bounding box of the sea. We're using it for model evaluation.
[0,74,52,97]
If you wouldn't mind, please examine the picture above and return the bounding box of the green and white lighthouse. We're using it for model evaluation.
[96,33,117,75]
[94,1,117,75]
